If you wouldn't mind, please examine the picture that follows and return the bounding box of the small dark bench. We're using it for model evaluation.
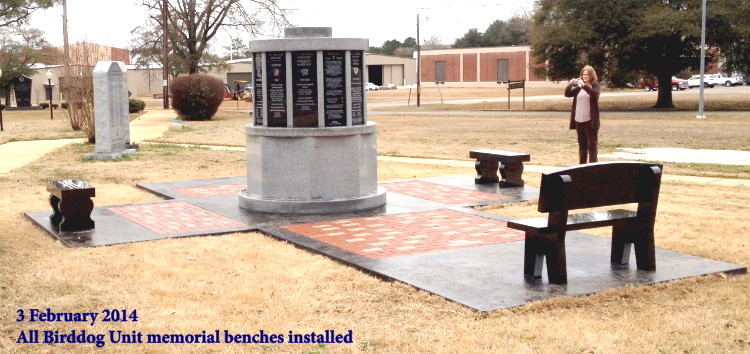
[507,162,663,284]
[470,150,530,187]
[47,180,96,232]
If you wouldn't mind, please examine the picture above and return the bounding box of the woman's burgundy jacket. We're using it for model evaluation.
[564,82,601,130]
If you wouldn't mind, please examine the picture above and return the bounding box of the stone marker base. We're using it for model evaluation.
[239,186,386,214]
[84,149,137,160]
[240,122,386,214]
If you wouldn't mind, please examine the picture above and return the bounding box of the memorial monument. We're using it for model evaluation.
[84,61,137,160]
[239,27,386,214]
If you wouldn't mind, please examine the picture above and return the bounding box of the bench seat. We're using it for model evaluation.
[507,209,637,233]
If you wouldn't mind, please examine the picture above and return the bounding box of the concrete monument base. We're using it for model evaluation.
[239,122,385,214]
[84,149,137,160]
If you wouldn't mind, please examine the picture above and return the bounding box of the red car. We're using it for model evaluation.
[639,77,689,91]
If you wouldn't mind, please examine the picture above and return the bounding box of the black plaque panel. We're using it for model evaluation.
[323,51,346,127]
[292,51,318,127]
[350,51,364,125]
[265,52,287,127]
[253,53,263,126]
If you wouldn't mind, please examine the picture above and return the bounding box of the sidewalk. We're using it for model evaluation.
[0,109,178,174]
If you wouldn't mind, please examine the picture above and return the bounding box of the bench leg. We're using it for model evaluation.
[524,233,544,279]
[544,232,568,284]
[611,223,655,271]
[525,232,567,284]
[474,160,500,184]
[633,226,656,271]
[500,161,525,187]
[611,223,633,265]
[58,195,95,232]
[49,195,63,226]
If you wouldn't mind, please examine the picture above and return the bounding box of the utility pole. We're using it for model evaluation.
[416,14,421,107]
[62,0,69,101]
[162,0,170,109]
[697,0,707,119]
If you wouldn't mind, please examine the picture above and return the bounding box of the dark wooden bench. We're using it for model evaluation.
[507,162,663,284]
[469,149,530,187]
[47,180,95,232]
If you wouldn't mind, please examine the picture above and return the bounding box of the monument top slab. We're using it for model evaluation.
[284,27,332,38]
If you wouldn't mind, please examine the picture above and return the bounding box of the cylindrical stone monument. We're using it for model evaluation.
[239,27,386,214]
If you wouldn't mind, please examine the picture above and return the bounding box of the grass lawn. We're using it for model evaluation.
[1,89,749,352]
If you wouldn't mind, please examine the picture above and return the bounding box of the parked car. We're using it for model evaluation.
[365,82,380,91]
[379,83,397,90]
[687,74,715,88]
[638,77,688,91]
[713,74,743,87]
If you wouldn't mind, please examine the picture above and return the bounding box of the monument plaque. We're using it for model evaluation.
[266,52,287,127]
[253,53,263,126]
[323,51,346,127]
[292,51,318,127]
[350,51,364,125]
[242,28,384,214]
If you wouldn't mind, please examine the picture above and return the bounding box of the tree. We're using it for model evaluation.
[0,0,56,27]
[483,15,531,46]
[531,0,750,108]
[222,37,252,60]
[131,0,288,74]
[0,28,51,106]
[453,28,484,48]
[422,36,448,50]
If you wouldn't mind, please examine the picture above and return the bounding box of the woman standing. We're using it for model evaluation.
[564,65,601,164]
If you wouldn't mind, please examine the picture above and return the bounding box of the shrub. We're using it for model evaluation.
[40,102,49,109]
[170,74,225,121]
[129,98,146,113]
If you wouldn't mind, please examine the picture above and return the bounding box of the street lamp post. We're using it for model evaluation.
[0,67,4,131]
[46,70,54,120]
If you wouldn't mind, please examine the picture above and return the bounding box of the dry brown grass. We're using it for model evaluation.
[1,90,749,352]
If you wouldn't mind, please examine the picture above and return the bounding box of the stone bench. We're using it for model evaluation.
[507,162,663,284]
[469,150,530,187]
[47,180,95,232]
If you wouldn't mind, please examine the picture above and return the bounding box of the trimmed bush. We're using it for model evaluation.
[129,98,146,113]
[170,74,225,121]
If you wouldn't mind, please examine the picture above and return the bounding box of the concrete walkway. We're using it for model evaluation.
[0,109,178,174]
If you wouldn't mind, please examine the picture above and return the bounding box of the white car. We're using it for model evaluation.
[687,75,715,88]
[380,84,397,90]
[365,82,380,91]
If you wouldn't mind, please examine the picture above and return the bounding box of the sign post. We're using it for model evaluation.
[507,80,526,110]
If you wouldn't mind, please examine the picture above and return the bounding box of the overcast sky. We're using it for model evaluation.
[29,0,535,54]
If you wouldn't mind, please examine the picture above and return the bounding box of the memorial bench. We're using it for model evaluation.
[47,180,95,232]
[506,162,663,284]
[469,149,530,187]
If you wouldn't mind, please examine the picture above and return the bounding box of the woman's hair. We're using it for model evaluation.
[581,65,598,83]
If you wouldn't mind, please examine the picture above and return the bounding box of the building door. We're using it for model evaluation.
[367,65,383,85]
[435,61,446,83]
[497,59,509,83]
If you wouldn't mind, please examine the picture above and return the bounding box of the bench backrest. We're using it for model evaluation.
[538,162,662,213]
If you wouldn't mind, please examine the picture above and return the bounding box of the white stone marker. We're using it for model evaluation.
[84,61,136,160]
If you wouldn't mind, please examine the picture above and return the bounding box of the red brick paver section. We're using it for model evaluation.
[109,201,246,235]
[381,180,510,204]
[283,209,524,259]
[173,184,247,198]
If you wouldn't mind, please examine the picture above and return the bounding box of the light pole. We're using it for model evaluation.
[0,67,4,131]
[46,70,54,120]
[697,0,707,119]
